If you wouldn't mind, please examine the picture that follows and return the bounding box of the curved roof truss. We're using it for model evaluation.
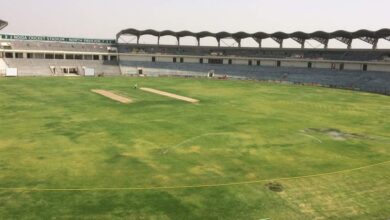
[116,28,390,49]
[0,20,8,31]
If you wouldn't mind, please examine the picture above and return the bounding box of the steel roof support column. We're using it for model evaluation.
[136,35,140,44]
[196,37,200,46]
[253,38,262,48]
[233,38,242,47]
[217,38,221,47]
[373,38,378,49]
[177,37,180,46]
[313,38,329,49]
[292,38,305,49]
[271,37,284,48]
[359,37,379,49]
[335,37,352,49]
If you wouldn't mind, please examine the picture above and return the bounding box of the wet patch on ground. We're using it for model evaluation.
[303,128,368,141]
[265,182,284,192]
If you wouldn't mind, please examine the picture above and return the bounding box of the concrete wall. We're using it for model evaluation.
[313,62,331,69]
[119,54,390,73]
[156,56,172,62]
[345,63,362,71]
[368,64,390,72]
[184,57,200,63]
[281,60,308,68]
[232,59,248,65]
[120,55,150,62]
[259,60,276,67]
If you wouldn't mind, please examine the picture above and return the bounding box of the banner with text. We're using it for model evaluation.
[0,34,116,44]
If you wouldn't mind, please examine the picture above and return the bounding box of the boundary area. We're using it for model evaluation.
[0,160,388,192]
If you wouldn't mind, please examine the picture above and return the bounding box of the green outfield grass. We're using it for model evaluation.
[0,76,389,219]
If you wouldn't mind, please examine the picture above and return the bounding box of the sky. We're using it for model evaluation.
[1,0,390,48]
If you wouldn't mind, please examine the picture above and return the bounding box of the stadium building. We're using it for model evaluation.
[1,20,390,94]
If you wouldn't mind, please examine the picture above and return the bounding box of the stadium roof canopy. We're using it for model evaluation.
[0,20,8,30]
[117,28,390,49]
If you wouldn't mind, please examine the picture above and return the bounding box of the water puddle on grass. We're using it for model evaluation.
[303,128,369,141]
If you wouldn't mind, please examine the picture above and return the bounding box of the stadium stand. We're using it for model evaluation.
[3,58,120,76]
[120,60,390,95]
[6,40,115,53]
[1,26,390,95]
[117,44,390,61]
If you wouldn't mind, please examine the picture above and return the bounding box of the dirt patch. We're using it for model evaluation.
[140,87,199,103]
[303,128,367,141]
[265,182,284,192]
[92,90,132,104]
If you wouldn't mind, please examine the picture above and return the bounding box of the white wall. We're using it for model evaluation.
[0,58,8,74]
[313,62,331,69]
[156,56,174,62]
[232,59,248,65]
[118,54,390,73]
[184,57,199,63]
[120,55,151,62]
[368,64,390,72]
[345,63,362,71]
[261,60,276,67]
[281,61,307,68]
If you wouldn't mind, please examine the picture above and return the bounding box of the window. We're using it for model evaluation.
[308,62,312,68]
[102,55,109,61]
[257,60,261,66]
[55,54,64,59]
[84,55,93,60]
[277,61,281,67]
[248,60,252,66]
[5,52,13,58]
[363,64,368,71]
[35,53,44,59]
[180,57,184,63]
[228,59,232,65]
[45,54,54,59]
[27,53,34,59]
[110,56,117,61]
[199,58,203,64]
[15,53,24,59]
[93,55,100,60]
[339,63,344,70]
[69,68,78,74]
[75,54,83,60]
[173,57,177,63]
[65,54,74,60]
[208,59,223,64]
[152,57,156,62]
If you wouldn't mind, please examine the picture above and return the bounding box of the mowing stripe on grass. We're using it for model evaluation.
[0,160,388,192]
